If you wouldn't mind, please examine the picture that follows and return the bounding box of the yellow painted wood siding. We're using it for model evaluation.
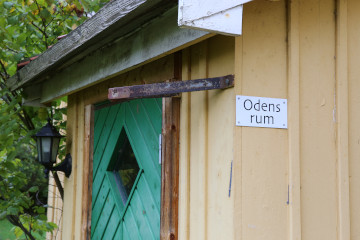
[179,36,235,240]
[62,92,85,240]
[48,0,360,239]
[237,1,288,239]
[348,1,360,239]
[46,166,64,239]
[179,0,360,240]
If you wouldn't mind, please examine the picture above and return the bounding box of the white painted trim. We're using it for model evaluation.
[178,0,252,36]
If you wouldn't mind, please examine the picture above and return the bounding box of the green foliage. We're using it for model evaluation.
[0,0,110,77]
[0,0,110,239]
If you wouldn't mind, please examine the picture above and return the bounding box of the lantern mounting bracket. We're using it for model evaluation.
[45,153,72,178]
[43,153,72,200]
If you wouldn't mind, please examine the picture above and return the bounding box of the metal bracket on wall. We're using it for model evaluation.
[108,74,235,101]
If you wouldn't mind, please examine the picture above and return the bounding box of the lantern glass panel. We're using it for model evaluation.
[36,138,42,163]
[40,137,52,165]
[51,137,60,164]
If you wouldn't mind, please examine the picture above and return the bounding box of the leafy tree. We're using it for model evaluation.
[0,0,109,238]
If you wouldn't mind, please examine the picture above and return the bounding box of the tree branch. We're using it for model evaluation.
[7,215,36,240]
[33,0,49,48]
[0,61,9,80]
[0,81,35,132]
[0,72,6,82]
[45,15,56,28]
[5,46,19,54]
[30,21,46,36]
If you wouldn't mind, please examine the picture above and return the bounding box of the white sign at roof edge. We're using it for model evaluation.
[178,0,253,36]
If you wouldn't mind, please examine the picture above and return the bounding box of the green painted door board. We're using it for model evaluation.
[91,99,162,240]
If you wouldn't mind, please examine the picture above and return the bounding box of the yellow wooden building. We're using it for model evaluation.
[7,0,360,239]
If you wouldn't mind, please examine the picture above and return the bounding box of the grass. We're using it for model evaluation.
[0,219,16,240]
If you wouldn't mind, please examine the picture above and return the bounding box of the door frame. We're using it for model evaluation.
[80,53,181,240]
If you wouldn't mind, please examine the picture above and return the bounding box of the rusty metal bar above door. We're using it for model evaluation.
[108,74,234,101]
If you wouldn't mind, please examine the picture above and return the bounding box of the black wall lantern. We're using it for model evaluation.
[35,119,72,199]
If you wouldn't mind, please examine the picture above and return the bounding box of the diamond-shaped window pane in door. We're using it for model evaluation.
[113,134,140,205]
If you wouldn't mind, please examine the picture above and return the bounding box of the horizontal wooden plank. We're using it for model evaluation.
[7,0,177,91]
[108,75,234,100]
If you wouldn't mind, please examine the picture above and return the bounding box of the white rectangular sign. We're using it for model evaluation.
[236,95,287,129]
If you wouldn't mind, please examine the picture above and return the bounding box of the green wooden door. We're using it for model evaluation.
[91,99,162,239]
